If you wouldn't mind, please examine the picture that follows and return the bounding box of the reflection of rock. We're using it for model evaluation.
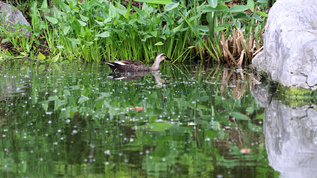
[252,0,317,90]
[252,84,317,178]
[0,77,28,99]
[107,71,165,86]
[0,2,31,36]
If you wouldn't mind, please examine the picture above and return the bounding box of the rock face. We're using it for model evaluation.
[252,84,317,177]
[0,1,31,36]
[252,0,317,90]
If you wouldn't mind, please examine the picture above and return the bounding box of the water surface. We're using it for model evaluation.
[0,61,278,177]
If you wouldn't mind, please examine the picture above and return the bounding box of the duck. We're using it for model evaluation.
[105,53,171,72]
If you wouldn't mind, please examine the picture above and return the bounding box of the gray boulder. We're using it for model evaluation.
[252,0,317,90]
[0,1,31,36]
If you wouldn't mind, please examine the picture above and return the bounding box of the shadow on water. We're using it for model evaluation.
[0,61,278,177]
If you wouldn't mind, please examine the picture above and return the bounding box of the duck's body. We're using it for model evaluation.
[106,53,170,72]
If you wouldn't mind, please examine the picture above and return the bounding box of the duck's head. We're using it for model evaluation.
[155,53,171,63]
[150,53,172,70]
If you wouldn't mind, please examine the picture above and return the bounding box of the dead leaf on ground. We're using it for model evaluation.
[240,148,251,153]
[132,107,144,111]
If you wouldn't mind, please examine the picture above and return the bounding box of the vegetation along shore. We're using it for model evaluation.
[0,0,275,65]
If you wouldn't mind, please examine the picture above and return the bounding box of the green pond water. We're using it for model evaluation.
[0,61,278,177]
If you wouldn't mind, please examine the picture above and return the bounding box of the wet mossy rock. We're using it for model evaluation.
[253,0,317,90]
[274,83,317,107]
[254,74,317,107]
[0,1,31,36]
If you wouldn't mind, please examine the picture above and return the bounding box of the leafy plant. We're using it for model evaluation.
[1,0,271,65]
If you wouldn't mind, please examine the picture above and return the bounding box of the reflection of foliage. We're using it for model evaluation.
[0,62,276,177]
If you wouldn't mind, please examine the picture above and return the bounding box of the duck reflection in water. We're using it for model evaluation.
[107,70,166,86]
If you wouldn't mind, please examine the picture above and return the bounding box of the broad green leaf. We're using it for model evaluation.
[54,99,67,111]
[77,19,87,26]
[207,0,218,8]
[80,14,89,21]
[51,52,61,62]
[109,3,117,18]
[252,14,263,21]
[142,34,152,42]
[155,41,164,46]
[116,3,128,16]
[165,2,179,11]
[41,0,48,9]
[67,38,81,44]
[1,38,9,43]
[60,107,70,119]
[248,122,262,132]
[214,24,229,31]
[141,122,172,132]
[247,0,255,12]
[256,113,264,119]
[233,13,250,20]
[198,96,209,102]
[39,0,50,13]
[230,112,250,120]
[45,16,58,24]
[96,31,110,38]
[62,26,70,35]
[246,107,254,114]
[67,38,81,50]
[188,14,202,22]
[78,96,89,104]
[256,11,268,17]
[200,3,229,12]
[30,2,38,18]
[133,6,147,17]
[142,3,154,13]
[112,29,126,39]
[196,25,209,32]
[41,101,49,112]
[151,31,158,37]
[58,1,71,13]
[95,20,103,26]
[124,0,132,18]
[38,52,46,60]
[48,96,59,101]
[229,5,249,13]
[210,121,221,131]
[197,104,209,110]
[135,0,171,5]
[257,0,267,3]
[53,6,62,19]
[173,23,183,33]
[104,17,112,24]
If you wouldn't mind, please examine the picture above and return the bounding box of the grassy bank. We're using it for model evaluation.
[0,0,274,65]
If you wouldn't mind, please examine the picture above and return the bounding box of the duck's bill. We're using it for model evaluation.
[165,57,172,61]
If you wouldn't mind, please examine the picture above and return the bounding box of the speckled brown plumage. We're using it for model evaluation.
[106,53,171,72]
[106,60,150,72]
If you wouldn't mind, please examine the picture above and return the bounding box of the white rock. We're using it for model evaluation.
[253,0,317,90]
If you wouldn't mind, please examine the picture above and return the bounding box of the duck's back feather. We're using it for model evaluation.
[106,60,150,72]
